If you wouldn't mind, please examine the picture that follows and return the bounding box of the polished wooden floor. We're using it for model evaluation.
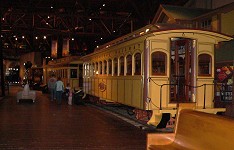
[0,86,147,150]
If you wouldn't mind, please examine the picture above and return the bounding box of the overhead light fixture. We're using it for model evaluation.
[22,36,25,39]
[35,36,38,39]
[103,4,105,7]
[71,38,74,41]
[43,36,46,39]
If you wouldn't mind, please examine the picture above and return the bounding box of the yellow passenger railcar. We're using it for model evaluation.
[82,24,232,126]
[43,56,83,90]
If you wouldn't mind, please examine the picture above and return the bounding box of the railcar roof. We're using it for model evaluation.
[93,23,185,52]
[83,24,232,59]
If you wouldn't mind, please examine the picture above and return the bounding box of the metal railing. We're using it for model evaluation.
[148,77,217,110]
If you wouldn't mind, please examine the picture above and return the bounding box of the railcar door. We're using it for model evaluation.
[170,38,193,102]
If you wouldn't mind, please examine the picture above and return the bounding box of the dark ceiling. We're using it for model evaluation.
[0,0,188,59]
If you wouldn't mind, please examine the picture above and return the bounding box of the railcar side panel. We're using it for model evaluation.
[124,79,133,106]
[112,79,118,101]
[148,77,170,109]
[117,79,125,103]
[106,79,112,100]
[198,44,213,54]
[132,78,143,108]
[94,78,99,96]
[91,78,95,95]
[151,41,168,50]
[196,78,214,108]
[100,78,107,99]
[88,78,93,94]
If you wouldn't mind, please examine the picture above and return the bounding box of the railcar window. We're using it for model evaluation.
[86,64,89,76]
[89,64,93,76]
[70,69,77,78]
[198,54,211,76]
[151,51,167,75]
[119,56,124,76]
[103,60,107,75]
[126,55,132,75]
[95,62,98,75]
[83,64,86,76]
[99,61,102,75]
[134,53,141,75]
[108,59,112,75]
[92,63,96,75]
[114,58,118,76]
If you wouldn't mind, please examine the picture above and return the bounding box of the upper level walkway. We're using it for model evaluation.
[0,85,147,150]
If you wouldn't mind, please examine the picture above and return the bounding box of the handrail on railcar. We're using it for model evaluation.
[148,77,217,110]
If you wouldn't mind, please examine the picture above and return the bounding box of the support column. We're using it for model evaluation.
[0,9,5,96]
[191,40,197,102]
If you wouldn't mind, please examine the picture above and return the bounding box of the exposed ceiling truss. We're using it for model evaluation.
[0,0,188,59]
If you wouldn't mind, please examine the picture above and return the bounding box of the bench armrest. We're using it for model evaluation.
[147,133,175,149]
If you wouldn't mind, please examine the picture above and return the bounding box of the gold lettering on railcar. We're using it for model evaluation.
[98,82,106,92]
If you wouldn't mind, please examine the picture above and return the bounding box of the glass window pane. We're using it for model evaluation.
[119,56,124,75]
[99,61,102,75]
[134,53,141,75]
[151,52,166,75]
[103,60,107,75]
[108,59,112,75]
[70,69,77,78]
[114,58,118,76]
[198,54,211,76]
[95,62,98,75]
[126,55,132,75]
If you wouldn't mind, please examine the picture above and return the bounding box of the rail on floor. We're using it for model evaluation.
[147,106,234,150]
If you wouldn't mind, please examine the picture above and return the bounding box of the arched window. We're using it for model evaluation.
[151,51,167,75]
[113,58,118,76]
[95,62,98,75]
[84,64,87,76]
[119,56,124,76]
[92,63,96,75]
[103,60,107,75]
[126,55,132,75]
[198,54,211,76]
[99,61,102,75]
[134,53,141,75]
[86,64,89,76]
[89,64,93,76]
[108,59,112,75]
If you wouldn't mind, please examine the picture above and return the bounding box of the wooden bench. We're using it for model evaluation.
[147,109,234,150]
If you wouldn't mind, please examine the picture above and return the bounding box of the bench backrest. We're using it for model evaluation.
[175,109,234,150]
